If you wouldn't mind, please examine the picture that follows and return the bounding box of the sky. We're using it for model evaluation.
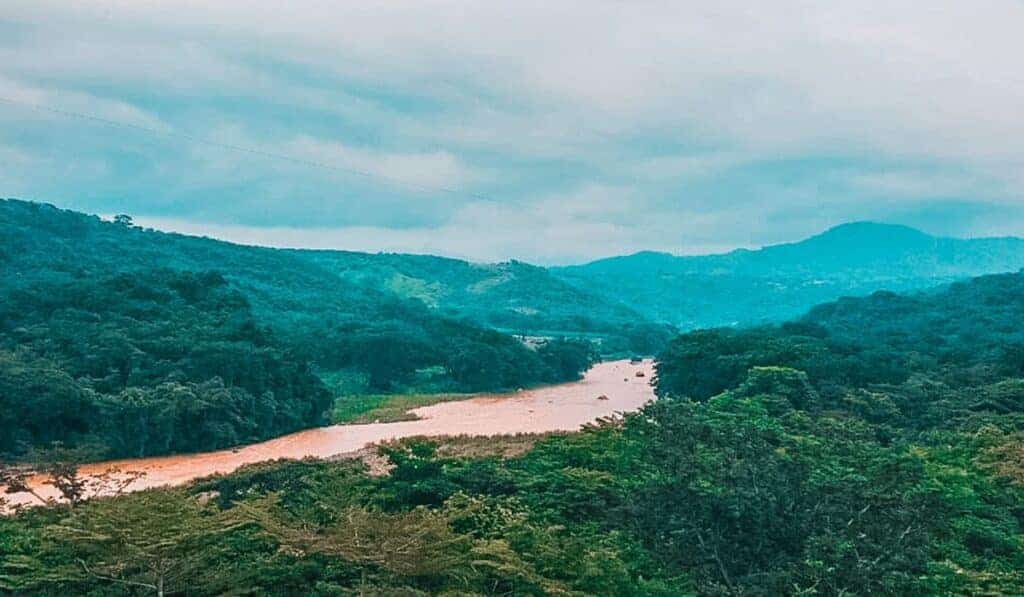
[2,1,1024,264]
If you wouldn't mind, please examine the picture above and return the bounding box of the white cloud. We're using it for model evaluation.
[630,153,748,183]
[0,75,168,131]
[848,169,1008,200]
[132,183,744,264]
[7,1,1024,163]
[4,1,1024,257]
[283,136,483,191]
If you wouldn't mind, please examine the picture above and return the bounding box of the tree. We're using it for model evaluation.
[241,497,470,578]
[41,490,241,596]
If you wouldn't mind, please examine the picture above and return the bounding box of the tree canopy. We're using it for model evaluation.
[4,270,1023,594]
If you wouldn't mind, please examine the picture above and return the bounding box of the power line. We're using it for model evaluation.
[0,95,493,201]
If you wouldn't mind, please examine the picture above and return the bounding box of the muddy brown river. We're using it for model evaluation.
[4,360,655,508]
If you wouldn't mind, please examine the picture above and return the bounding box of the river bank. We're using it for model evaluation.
[3,359,655,509]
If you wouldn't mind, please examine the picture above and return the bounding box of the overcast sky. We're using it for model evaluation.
[2,1,1024,263]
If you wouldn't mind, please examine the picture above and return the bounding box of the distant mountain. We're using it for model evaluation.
[552,222,1024,329]
[10,198,1017,355]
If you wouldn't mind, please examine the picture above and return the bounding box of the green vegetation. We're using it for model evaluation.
[555,221,1024,329]
[5,269,1024,594]
[0,199,597,461]
[0,270,331,461]
[301,251,676,356]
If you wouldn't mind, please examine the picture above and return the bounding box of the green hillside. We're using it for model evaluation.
[0,199,597,460]
[298,250,673,355]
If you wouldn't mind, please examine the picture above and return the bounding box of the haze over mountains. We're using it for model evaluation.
[555,221,1024,329]
[296,221,1024,342]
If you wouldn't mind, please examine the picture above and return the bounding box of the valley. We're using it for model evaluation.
[3,200,1024,595]
[4,6,1024,593]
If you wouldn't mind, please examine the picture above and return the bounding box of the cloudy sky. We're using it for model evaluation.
[2,1,1023,263]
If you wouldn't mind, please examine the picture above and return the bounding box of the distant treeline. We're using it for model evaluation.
[657,270,1024,413]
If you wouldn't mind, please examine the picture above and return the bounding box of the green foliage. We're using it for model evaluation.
[0,199,597,460]
[2,490,246,595]
[648,271,1024,592]
[4,203,1024,594]
[302,252,676,356]
[0,270,331,460]
[657,271,1024,427]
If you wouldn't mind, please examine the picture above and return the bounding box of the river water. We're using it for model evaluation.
[4,360,655,508]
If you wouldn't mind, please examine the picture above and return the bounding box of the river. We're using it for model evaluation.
[3,359,655,508]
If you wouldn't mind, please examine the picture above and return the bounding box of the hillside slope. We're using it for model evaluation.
[298,250,673,354]
[0,199,598,459]
[1,199,671,357]
[554,222,1024,328]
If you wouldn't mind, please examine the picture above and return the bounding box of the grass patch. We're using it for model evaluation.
[374,432,559,462]
[330,392,475,425]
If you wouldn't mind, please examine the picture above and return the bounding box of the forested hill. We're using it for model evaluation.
[297,250,672,354]
[657,269,1024,405]
[5,247,1023,594]
[554,221,1024,329]
[0,199,600,461]
[1,199,671,355]
[644,271,1024,592]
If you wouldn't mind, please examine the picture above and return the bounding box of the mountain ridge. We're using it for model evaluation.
[552,221,1024,329]
[566,221,1024,270]
[8,197,1024,335]
[0,198,673,356]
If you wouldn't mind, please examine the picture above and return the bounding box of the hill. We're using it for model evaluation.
[1,199,671,357]
[0,199,598,460]
[298,250,673,355]
[657,269,1024,404]
[553,221,1024,328]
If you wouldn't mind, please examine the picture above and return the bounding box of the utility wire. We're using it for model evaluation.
[0,95,493,201]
